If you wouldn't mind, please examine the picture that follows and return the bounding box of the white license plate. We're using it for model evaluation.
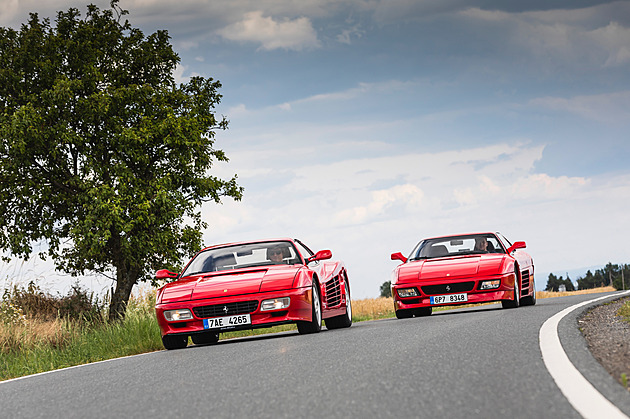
[203,314,251,330]
[430,293,468,305]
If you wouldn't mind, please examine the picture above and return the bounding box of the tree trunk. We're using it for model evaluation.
[108,228,140,322]
[108,269,138,322]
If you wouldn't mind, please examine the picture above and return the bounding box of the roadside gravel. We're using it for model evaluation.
[579,296,630,392]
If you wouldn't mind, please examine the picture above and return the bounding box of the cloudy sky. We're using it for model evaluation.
[1,0,629,298]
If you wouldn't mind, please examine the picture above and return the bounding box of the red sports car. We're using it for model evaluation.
[155,238,352,349]
[390,232,535,318]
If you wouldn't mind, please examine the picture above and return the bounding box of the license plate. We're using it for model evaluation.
[203,314,251,330]
[430,293,468,305]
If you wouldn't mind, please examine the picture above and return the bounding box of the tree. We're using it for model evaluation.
[545,273,574,292]
[577,270,597,290]
[0,1,243,321]
[380,280,392,298]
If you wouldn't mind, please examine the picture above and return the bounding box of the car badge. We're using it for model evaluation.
[446,285,451,291]
[223,306,229,314]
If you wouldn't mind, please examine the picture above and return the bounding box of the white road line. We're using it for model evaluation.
[0,350,159,385]
[539,291,630,419]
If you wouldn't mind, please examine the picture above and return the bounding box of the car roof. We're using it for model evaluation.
[423,232,499,240]
[199,238,296,252]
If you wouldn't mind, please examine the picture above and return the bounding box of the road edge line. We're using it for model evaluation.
[539,290,630,419]
[0,350,160,385]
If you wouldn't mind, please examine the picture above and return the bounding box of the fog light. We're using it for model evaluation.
[397,288,419,298]
[164,309,193,321]
[480,280,501,290]
[261,297,290,311]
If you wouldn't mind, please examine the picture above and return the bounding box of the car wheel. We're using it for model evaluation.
[191,332,220,345]
[414,307,432,317]
[395,308,414,319]
[298,283,322,334]
[521,275,537,306]
[502,268,521,309]
[325,274,353,329]
[162,334,188,350]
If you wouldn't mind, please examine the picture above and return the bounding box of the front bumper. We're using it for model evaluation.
[392,273,515,310]
[155,286,312,337]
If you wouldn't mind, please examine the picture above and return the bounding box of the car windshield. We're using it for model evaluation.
[408,234,505,261]
[181,241,302,276]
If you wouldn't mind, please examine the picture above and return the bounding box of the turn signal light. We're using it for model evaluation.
[480,280,501,290]
[164,309,193,321]
[261,297,290,311]
[397,288,419,298]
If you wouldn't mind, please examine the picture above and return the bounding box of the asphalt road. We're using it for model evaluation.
[2,292,630,418]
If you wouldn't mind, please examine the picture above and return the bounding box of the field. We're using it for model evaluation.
[0,286,621,381]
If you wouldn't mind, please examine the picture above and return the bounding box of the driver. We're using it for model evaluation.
[269,246,285,264]
[474,237,488,252]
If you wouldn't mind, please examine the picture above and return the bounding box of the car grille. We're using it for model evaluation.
[521,270,530,292]
[325,276,342,307]
[192,301,259,318]
[421,282,475,295]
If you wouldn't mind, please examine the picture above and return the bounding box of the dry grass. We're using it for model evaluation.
[352,297,396,321]
[0,318,75,354]
[536,286,616,299]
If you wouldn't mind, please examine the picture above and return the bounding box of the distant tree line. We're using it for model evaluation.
[545,263,629,292]
[544,273,575,292]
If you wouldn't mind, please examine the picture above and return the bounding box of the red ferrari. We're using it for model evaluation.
[155,238,352,349]
[390,232,535,318]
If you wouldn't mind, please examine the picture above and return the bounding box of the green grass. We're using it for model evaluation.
[618,299,630,323]
[0,307,163,381]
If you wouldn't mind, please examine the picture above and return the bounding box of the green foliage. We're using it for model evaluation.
[577,263,629,291]
[545,273,575,292]
[380,280,392,298]
[618,299,630,323]
[0,1,242,320]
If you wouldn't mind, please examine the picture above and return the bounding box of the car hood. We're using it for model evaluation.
[397,254,507,283]
[160,265,301,303]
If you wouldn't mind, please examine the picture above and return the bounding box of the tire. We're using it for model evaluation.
[521,275,537,306]
[395,308,414,319]
[325,274,353,329]
[297,283,322,334]
[162,334,188,350]
[191,331,219,345]
[502,268,521,309]
[414,307,432,317]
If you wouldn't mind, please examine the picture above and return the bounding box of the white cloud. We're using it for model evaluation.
[334,184,424,225]
[589,21,630,66]
[460,5,630,70]
[216,11,320,51]
[530,90,630,123]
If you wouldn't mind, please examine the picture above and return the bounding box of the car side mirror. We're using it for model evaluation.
[391,252,407,263]
[156,269,178,280]
[506,241,526,254]
[307,249,332,263]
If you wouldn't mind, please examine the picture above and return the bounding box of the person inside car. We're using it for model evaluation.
[268,246,285,264]
[474,237,488,252]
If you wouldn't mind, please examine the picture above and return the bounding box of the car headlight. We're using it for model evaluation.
[163,309,193,321]
[397,288,419,298]
[261,297,290,311]
[480,280,501,290]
